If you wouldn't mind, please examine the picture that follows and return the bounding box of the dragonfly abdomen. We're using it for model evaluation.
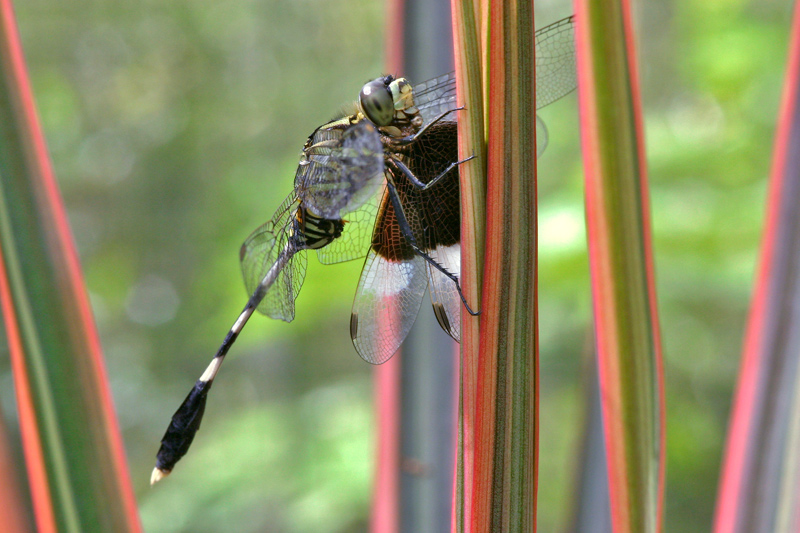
[295,206,345,250]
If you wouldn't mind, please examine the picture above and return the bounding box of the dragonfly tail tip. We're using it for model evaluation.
[150,467,170,486]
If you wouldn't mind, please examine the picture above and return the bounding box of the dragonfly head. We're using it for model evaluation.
[387,77,414,113]
[359,77,395,127]
[359,75,420,134]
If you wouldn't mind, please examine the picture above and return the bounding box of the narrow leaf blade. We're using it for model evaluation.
[471,1,539,530]
[0,395,32,532]
[450,0,487,531]
[714,2,800,530]
[574,1,666,531]
[0,2,142,531]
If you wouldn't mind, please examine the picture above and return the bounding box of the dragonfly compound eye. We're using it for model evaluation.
[359,79,394,127]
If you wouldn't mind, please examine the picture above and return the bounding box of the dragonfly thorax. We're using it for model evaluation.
[294,206,344,250]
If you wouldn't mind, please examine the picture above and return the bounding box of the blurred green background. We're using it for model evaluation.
[0,0,792,531]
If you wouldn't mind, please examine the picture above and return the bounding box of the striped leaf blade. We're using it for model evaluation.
[0,408,31,532]
[574,2,666,531]
[450,0,486,530]
[0,3,141,531]
[469,0,540,530]
[714,2,800,530]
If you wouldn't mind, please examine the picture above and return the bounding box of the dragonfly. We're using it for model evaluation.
[152,14,576,484]
[349,14,577,364]
[151,119,386,484]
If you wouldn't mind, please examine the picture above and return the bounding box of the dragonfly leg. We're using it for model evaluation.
[393,106,466,146]
[385,179,480,316]
[387,154,475,191]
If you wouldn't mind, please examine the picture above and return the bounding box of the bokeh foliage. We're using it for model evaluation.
[0,0,790,531]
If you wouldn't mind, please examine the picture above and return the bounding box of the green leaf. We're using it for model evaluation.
[462,0,542,530]
[0,408,31,532]
[574,2,666,531]
[450,0,486,530]
[0,3,141,531]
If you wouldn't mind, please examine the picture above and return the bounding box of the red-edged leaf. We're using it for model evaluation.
[369,2,404,532]
[714,2,800,530]
[450,0,486,530]
[574,1,666,531]
[0,407,31,533]
[468,0,541,530]
[370,360,401,533]
[0,2,141,531]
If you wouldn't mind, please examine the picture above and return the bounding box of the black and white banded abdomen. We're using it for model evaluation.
[295,206,345,250]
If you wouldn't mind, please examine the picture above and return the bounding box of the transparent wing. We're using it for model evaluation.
[535,14,577,109]
[296,120,385,220]
[427,244,461,342]
[413,14,576,126]
[536,114,549,156]
[350,250,428,365]
[413,72,458,128]
[239,193,307,322]
[316,182,384,265]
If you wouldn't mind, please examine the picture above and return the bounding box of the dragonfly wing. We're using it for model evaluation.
[427,244,461,342]
[297,120,385,220]
[535,15,577,110]
[239,194,307,322]
[316,182,383,265]
[413,72,458,127]
[412,15,575,126]
[536,114,549,156]
[350,250,428,364]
